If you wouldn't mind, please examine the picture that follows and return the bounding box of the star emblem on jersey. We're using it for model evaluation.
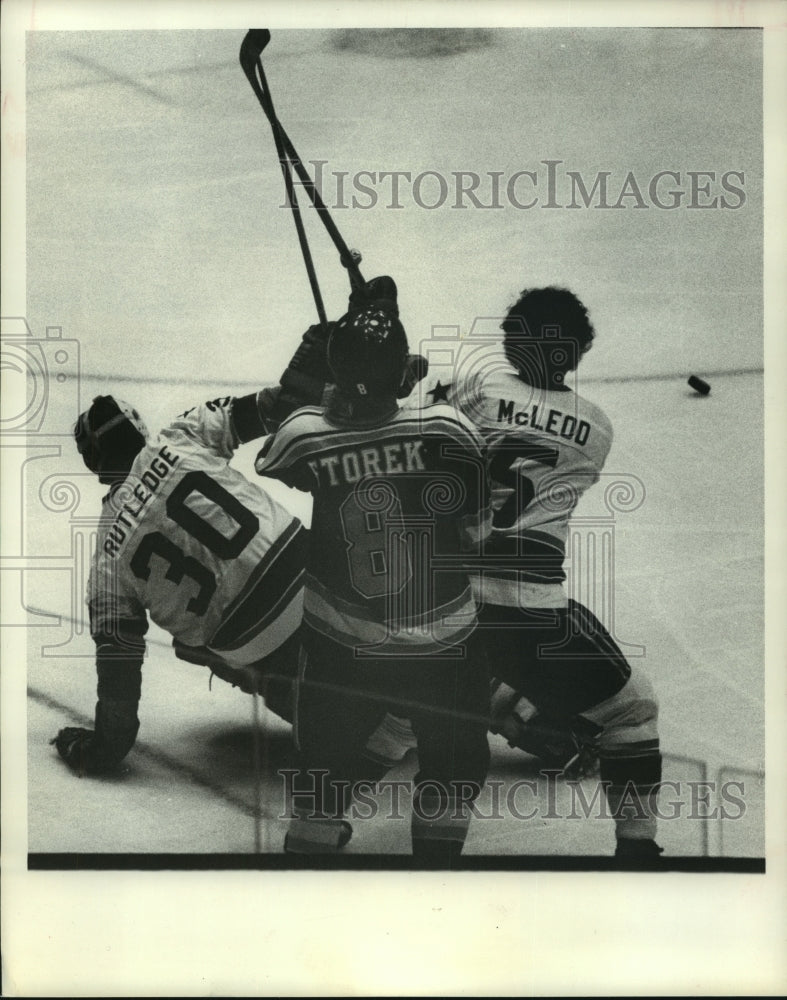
[427,380,451,403]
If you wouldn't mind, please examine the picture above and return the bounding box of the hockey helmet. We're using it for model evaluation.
[74,395,149,483]
[327,306,409,398]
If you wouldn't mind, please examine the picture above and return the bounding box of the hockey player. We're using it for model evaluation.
[447,286,664,864]
[255,283,493,862]
[51,389,309,774]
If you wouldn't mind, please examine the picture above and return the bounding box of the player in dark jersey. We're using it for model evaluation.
[255,282,493,862]
[448,287,664,864]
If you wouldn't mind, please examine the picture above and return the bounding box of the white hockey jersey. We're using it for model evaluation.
[449,365,613,608]
[88,396,306,664]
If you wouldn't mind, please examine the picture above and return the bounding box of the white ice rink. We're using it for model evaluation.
[8,27,768,861]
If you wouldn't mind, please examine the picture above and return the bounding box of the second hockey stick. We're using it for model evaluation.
[239,29,366,294]
[239,29,327,326]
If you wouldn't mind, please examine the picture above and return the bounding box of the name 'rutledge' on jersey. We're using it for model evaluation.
[102,446,181,557]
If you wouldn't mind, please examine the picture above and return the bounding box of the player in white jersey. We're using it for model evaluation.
[449,286,664,864]
[51,390,309,774]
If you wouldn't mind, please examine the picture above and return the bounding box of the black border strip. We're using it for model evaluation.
[28,853,765,873]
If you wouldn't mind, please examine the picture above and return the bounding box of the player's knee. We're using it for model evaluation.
[582,666,659,747]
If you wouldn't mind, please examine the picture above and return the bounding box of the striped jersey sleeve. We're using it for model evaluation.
[254,407,327,492]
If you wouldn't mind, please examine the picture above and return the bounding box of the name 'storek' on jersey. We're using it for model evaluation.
[255,402,492,655]
[89,396,306,664]
[447,363,613,608]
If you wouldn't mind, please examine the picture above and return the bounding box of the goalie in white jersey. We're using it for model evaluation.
[448,286,664,864]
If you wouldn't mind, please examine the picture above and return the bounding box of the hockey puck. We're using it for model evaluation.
[688,375,711,395]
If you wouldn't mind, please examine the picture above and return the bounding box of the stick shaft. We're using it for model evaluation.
[252,58,328,327]
[240,30,365,295]
[274,124,365,290]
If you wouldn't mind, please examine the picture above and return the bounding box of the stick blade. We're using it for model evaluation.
[239,29,271,73]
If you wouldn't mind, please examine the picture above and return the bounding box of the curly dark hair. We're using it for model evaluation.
[501,286,595,388]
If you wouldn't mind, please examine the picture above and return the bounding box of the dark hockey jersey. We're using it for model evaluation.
[255,402,492,655]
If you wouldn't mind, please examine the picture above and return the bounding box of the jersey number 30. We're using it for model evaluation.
[130,471,259,615]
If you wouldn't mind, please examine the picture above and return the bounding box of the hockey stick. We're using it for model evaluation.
[239,29,366,293]
[278,124,365,291]
[239,30,328,327]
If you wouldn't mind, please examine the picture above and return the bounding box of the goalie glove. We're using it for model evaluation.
[51,726,96,776]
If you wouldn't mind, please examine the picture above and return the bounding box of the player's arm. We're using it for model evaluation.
[254,411,319,493]
[457,474,493,559]
[52,605,147,776]
[441,414,493,556]
[238,276,426,444]
[233,319,337,440]
[169,319,337,460]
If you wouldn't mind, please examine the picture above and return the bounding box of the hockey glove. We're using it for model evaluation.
[346,276,425,397]
[51,699,140,775]
[279,322,335,403]
[398,354,429,398]
[51,726,96,775]
[348,275,399,316]
[492,706,601,780]
[256,321,336,433]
